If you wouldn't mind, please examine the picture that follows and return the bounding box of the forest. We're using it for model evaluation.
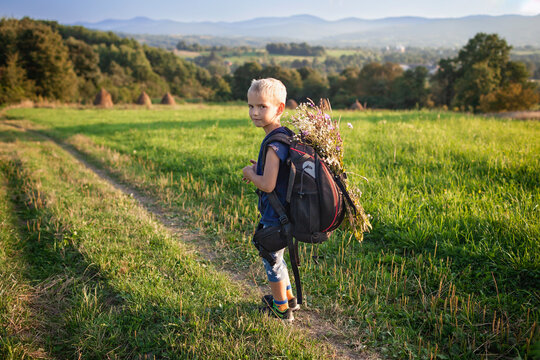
[0,17,538,111]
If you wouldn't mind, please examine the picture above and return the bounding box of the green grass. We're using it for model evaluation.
[0,123,335,359]
[0,156,40,359]
[3,106,539,359]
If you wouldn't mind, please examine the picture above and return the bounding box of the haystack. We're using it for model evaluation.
[161,92,176,105]
[136,91,152,107]
[286,99,298,109]
[94,88,113,108]
[350,100,364,111]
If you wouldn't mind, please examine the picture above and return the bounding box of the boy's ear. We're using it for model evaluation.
[277,102,285,115]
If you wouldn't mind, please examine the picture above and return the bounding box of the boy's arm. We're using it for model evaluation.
[242,147,280,193]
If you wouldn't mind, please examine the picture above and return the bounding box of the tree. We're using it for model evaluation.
[15,17,78,101]
[0,18,18,66]
[194,51,229,77]
[433,32,538,112]
[392,66,429,109]
[457,33,510,75]
[479,83,539,112]
[210,75,232,101]
[297,67,329,101]
[260,66,303,100]
[0,52,35,103]
[453,61,499,111]
[266,42,325,56]
[502,61,530,86]
[356,62,403,108]
[231,62,263,99]
[430,58,457,107]
[65,37,101,100]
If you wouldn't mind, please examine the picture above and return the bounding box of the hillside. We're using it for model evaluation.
[75,14,540,47]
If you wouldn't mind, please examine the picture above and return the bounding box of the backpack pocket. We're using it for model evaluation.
[290,190,320,242]
[252,225,288,253]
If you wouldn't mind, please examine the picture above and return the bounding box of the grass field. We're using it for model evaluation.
[1,105,539,359]
[0,120,336,359]
[175,48,369,67]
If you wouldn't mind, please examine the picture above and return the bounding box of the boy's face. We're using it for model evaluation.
[247,91,284,130]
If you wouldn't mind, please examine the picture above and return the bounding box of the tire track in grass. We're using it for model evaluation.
[0,175,52,359]
[3,120,379,360]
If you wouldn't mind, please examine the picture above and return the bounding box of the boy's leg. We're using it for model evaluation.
[262,249,290,306]
[262,249,295,319]
[269,280,288,304]
[269,259,295,301]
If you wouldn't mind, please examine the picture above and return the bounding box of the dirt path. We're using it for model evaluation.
[3,120,378,360]
[486,110,540,120]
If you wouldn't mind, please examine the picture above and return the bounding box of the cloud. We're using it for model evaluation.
[520,0,540,14]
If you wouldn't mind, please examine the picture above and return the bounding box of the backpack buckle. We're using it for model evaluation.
[279,214,289,225]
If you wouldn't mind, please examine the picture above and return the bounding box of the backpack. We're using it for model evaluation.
[252,128,357,304]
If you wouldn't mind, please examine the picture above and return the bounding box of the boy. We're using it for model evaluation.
[242,78,299,322]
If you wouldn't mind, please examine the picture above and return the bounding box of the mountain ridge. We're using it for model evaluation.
[73,14,540,47]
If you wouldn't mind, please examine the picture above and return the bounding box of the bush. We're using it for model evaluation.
[479,82,539,112]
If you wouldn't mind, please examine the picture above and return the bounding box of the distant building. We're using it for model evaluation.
[398,63,439,75]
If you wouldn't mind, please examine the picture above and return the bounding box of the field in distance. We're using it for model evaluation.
[2,105,539,359]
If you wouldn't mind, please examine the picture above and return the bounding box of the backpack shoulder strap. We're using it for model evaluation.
[259,131,292,170]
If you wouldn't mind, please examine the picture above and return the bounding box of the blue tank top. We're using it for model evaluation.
[256,127,292,226]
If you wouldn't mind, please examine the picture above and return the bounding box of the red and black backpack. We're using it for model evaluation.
[253,128,357,304]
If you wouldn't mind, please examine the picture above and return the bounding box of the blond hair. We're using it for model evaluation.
[247,78,287,105]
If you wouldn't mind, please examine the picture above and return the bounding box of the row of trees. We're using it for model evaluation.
[265,42,325,57]
[175,40,232,53]
[229,33,538,111]
[228,61,429,109]
[0,18,229,104]
[178,35,539,111]
[171,37,540,80]
[0,18,538,112]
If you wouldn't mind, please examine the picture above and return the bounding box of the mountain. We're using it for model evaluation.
[74,14,540,47]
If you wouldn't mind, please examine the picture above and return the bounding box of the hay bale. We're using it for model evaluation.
[350,100,364,111]
[136,91,152,107]
[286,99,298,109]
[94,88,113,108]
[161,92,176,105]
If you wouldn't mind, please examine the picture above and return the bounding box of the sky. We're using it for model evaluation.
[1,0,539,23]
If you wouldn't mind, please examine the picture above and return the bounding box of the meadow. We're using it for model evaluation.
[1,105,539,359]
[178,48,370,66]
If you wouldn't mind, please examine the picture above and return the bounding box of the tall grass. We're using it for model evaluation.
[4,105,539,359]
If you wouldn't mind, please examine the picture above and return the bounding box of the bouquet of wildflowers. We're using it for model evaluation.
[286,99,371,241]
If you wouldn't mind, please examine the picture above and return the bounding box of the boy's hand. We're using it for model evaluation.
[242,159,257,183]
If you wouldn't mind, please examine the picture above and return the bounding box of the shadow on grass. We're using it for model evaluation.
[8,122,535,308]
[364,219,539,297]
[48,117,250,138]
[3,157,128,357]
[0,132,266,359]
[0,130,41,143]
